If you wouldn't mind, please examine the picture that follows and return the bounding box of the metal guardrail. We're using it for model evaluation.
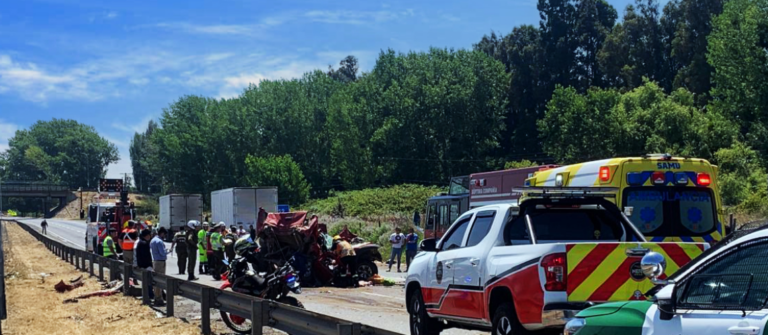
[13,221,401,335]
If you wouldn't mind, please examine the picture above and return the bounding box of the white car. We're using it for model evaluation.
[565,225,768,335]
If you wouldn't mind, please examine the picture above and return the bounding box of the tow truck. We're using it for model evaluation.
[405,187,707,335]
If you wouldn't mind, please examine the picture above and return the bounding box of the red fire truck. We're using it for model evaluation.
[422,165,558,238]
[93,179,139,254]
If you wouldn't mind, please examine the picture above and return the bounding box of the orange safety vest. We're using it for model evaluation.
[121,230,136,250]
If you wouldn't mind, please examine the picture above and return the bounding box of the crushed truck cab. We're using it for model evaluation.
[404,189,706,335]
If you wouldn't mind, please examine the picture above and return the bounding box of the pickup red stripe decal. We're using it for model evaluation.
[567,244,618,293]
[659,243,692,267]
[586,257,635,301]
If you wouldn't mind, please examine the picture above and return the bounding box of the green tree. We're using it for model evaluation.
[504,160,541,169]
[4,119,118,188]
[244,154,310,205]
[708,0,768,156]
[714,142,768,210]
[327,55,359,84]
[670,0,725,101]
[129,120,160,193]
[573,0,618,89]
[538,0,578,91]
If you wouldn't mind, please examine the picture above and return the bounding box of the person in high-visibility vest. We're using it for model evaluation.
[210,222,225,280]
[197,222,209,275]
[102,229,118,259]
[121,221,137,265]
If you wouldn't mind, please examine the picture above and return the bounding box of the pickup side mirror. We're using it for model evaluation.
[420,238,437,252]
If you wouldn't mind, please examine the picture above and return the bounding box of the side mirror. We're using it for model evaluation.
[420,238,437,252]
[641,251,667,284]
[623,206,634,217]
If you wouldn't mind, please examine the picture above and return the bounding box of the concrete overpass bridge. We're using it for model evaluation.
[0,182,73,218]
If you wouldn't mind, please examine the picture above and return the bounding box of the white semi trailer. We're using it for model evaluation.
[211,187,278,230]
[159,194,203,239]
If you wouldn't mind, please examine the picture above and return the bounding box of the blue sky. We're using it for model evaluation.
[0,0,643,179]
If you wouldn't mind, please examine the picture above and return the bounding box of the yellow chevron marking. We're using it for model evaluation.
[569,245,626,301]
[681,244,705,261]
[567,244,598,274]
[608,277,638,301]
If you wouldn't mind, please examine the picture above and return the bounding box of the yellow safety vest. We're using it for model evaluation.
[102,236,114,257]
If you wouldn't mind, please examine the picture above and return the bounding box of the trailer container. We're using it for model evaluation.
[211,187,278,230]
[159,194,203,238]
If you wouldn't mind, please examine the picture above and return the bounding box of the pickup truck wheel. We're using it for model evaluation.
[492,303,528,335]
[409,291,441,335]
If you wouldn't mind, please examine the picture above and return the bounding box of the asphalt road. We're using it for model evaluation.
[9,217,486,335]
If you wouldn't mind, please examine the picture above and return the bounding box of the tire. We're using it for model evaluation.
[278,296,305,309]
[356,260,378,281]
[220,310,251,334]
[409,290,441,335]
[492,303,529,335]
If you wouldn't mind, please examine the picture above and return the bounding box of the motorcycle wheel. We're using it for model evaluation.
[219,289,252,334]
[356,260,378,281]
[220,309,252,334]
[278,296,305,309]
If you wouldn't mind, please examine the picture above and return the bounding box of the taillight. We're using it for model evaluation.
[697,173,712,186]
[284,273,296,284]
[599,166,611,182]
[651,171,666,185]
[542,253,567,291]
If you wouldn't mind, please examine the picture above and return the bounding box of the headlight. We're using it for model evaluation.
[564,318,586,335]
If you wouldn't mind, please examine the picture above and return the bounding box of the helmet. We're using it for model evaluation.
[234,235,258,256]
[202,222,209,227]
[333,235,342,241]
[187,220,199,229]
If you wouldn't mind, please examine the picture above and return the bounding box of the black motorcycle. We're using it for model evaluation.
[219,256,303,334]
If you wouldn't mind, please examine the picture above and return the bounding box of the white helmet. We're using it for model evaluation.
[187,220,200,229]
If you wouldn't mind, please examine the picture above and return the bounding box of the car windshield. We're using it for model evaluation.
[506,208,624,244]
[624,187,716,237]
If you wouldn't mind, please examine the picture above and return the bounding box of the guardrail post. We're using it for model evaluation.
[89,254,95,277]
[123,264,132,296]
[166,277,176,317]
[251,300,269,335]
[201,287,213,335]
[98,258,105,281]
[81,251,86,270]
[337,323,362,335]
[141,270,151,305]
[109,260,119,282]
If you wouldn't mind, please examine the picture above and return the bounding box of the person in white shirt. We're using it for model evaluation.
[387,227,406,272]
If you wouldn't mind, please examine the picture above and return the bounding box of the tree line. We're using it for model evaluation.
[126,0,768,210]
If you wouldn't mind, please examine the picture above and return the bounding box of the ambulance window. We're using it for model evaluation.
[449,204,460,224]
[467,211,495,247]
[625,190,665,234]
[439,205,450,228]
[427,204,437,229]
[679,190,715,234]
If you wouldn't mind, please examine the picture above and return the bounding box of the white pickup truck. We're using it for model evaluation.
[405,191,706,335]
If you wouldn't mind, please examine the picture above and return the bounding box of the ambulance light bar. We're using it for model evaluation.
[515,187,619,199]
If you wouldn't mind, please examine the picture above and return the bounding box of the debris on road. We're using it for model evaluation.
[54,275,85,292]
[64,281,125,303]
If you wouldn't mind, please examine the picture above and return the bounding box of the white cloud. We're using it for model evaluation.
[129,77,149,85]
[105,11,118,19]
[0,54,99,103]
[0,119,18,153]
[441,14,460,22]
[304,9,414,25]
[112,115,155,134]
[204,53,235,63]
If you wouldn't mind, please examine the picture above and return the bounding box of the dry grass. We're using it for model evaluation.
[1,222,202,335]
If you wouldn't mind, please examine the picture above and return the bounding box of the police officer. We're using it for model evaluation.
[185,220,200,281]
[171,226,188,275]
[198,222,209,275]
[210,222,226,280]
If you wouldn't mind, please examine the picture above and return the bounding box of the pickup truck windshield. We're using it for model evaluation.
[623,187,716,237]
[506,209,624,244]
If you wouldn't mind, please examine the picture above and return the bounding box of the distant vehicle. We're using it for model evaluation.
[405,187,707,335]
[565,225,768,335]
[525,154,725,244]
[422,166,558,239]
[211,187,278,230]
[159,194,203,239]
